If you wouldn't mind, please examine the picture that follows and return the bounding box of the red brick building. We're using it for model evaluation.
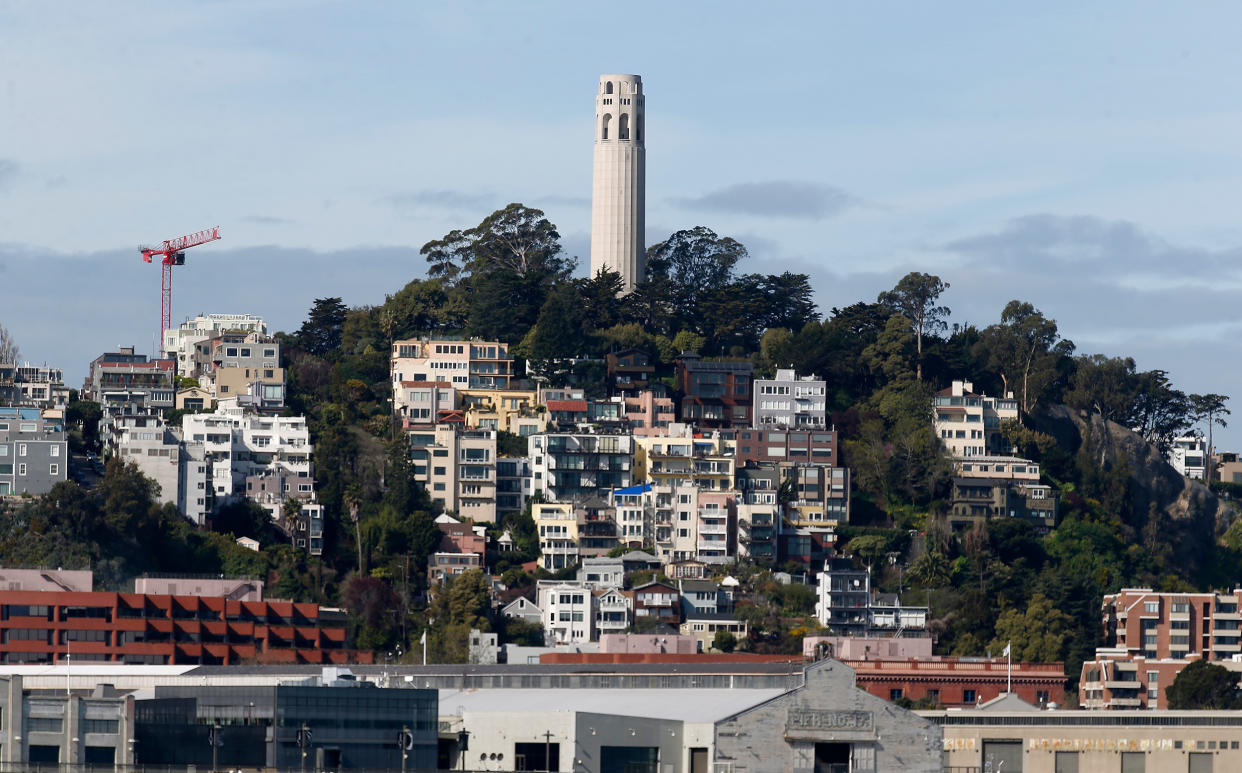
[0,590,371,665]
[848,656,1067,708]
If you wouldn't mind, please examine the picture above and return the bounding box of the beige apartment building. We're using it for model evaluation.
[933,379,1019,458]
[407,424,497,522]
[391,337,513,390]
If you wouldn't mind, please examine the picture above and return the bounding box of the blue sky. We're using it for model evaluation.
[2,1,1241,445]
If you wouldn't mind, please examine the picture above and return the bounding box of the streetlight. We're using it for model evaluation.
[297,723,312,773]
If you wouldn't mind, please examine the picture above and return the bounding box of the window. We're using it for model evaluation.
[48,464,58,476]
[50,446,59,457]
[889,689,903,700]
[17,464,25,476]
[963,689,976,703]
[17,444,26,457]
[1144,601,1159,614]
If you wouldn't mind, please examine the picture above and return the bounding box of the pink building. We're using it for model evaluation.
[134,576,264,601]
[599,632,698,654]
[802,635,934,660]
[623,391,677,436]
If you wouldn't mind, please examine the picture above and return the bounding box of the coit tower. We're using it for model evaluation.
[590,73,645,291]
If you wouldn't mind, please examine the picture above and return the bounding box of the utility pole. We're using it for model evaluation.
[542,730,555,772]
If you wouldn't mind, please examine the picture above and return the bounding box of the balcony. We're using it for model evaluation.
[1108,697,1143,708]
[698,522,728,535]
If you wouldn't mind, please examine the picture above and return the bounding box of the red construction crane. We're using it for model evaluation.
[140,227,221,349]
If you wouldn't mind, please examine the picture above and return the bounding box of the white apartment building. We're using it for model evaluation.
[182,400,312,502]
[933,380,1019,458]
[394,380,457,424]
[538,581,596,644]
[610,483,655,545]
[163,313,267,374]
[752,369,828,429]
[407,424,497,522]
[391,338,513,390]
[594,587,631,636]
[1168,435,1207,480]
[114,416,210,525]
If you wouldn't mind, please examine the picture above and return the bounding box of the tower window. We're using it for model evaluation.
[619,113,629,140]
[601,113,612,140]
[605,81,614,94]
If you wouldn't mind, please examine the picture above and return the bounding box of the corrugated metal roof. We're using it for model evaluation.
[439,687,786,723]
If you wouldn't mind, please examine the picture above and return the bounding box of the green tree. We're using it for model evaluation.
[989,593,1072,663]
[976,300,1073,413]
[1190,393,1230,480]
[646,226,747,329]
[298,297,349,356]
[671,330,706,356]
[877,272,950,381]
[712,629,738,653]
[1166,659,1241,709]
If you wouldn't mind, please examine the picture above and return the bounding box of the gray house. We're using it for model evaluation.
[0,406,68,495]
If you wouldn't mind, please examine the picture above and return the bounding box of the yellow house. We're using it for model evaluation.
[632,430,736,491]
[457,388,546,436]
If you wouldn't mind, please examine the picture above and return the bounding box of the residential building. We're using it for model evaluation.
[733,427,838,467]
[752,369,827,429]
[196,332,284,408]
[0,407,67,496]
[594,587,631,636]
[0,589,368,664]
[0,363,69,410]
[1076,586,1242,709]
[577,557,626,589]
[533,502,578,570]
[933,379,1018,458]
[427,551,482,586]
[538,581,595,644]
[457,387,544,435]
[183,401,313,502]
[162,313,267,375]
[695,491,734,559]
[82,348,176,451]
[784,463,851,528]
[674,353,753,428]
[735,463,781,561]
[501,596,543,627]
[610,482,658,547]
[948,475,1058,531]
[1170,434,1208,479]
[528,431,634,502]
[115,416,210,525]
[406,424,497,521]
[632,581,681,624]
[174,385,213,411]
[390,337,513,390]
[633,427,735,492]
[680,613,747,652]
[678,579,721,617]
[621,390,677,436]
[605,348,655,395]
[956,454,1042,481]
[815,559,928,635]
[576,497,621,559]
[394,380,457,425]
[495,456,531,518]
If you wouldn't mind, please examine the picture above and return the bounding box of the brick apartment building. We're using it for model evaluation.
[0,590,371,665]
[1079,587,1242,709]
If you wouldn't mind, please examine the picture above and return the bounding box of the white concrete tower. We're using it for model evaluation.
[590,74,645,291]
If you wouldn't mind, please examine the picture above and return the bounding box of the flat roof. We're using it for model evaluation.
[439,687,786,724]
